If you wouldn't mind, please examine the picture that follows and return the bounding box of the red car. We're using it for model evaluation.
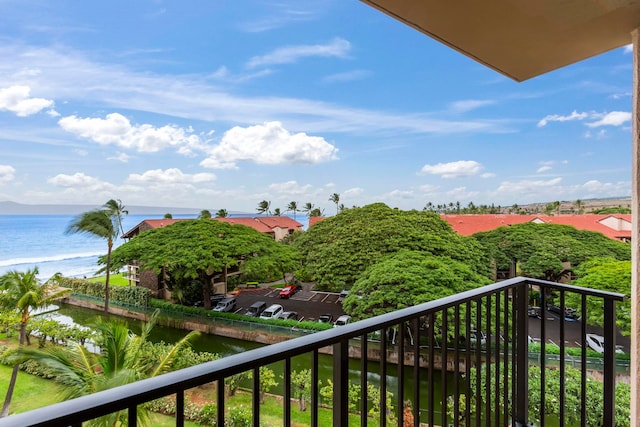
[279,284,300,299]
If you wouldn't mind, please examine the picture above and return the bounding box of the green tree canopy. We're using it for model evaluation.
[566,257,631,335]
[108,220,299,308]
[293,203,491,291]
[343,250,491,319]
[473,223,630,281]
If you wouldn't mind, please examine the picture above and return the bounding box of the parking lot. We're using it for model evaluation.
[228,287,347,323]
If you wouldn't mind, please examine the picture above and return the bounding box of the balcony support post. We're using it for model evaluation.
[631,27,640,427]
[603,298,617,426]
[513,282,529,426]
[332,339,349,427]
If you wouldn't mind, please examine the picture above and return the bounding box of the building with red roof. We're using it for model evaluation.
[441,214,631,242]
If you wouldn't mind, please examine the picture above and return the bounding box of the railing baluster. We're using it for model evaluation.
[332,339,349,427]
[175,390,183,427]
[440,309,448,427]
[559,291,566,427]
[514,281,529,427]
[540,284,547,426]
[311,349,319,427]
[398,321,405,427]
[494,291,501,426]
[602,298,617,426]
[453,305,460,425]
[217,379,225,427]
[252,367,260,427]
[475,299,482,426]
[428,314,435,427]
[502,290,509,427]
[466,301,472,427]
[128,404,137,427]
[361,333,368,427]
[284,359,291,427]
[412,317,420,427]
[380,326,387,427]
[485,294,492,427]
[580,293,587,427]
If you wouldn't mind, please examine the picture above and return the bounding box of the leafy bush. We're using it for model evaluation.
[59,277,150,307]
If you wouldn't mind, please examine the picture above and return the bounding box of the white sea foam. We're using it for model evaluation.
[0,251,104,267]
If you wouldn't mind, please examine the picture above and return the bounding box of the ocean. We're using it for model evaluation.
[0,214,175,280]
[0,213,308,281]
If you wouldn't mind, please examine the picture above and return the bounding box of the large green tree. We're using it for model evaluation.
[473,223,630,281]
[108,220,299,309]
[293,203,491,291]
[66,199,128,313]
[0,268,69,417]
[343,250,491,319]
[15,312,199,426]
[566,257,632,335]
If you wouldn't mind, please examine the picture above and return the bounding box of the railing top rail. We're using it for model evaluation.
[0,276,624,427]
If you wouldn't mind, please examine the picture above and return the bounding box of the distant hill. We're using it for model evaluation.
[0,201,205,216]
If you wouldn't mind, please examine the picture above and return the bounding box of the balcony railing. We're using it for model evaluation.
[0,277,625,426]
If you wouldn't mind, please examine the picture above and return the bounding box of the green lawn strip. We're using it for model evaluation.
[87,273,131,286]
[148,413,201,427]
[0,364,60,415]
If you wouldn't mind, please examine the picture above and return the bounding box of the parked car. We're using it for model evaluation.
[212,297,237,313]
[281,311,298,320]
[194,293,226,307]
[585,333,624,354]
[333,315,351,327]
[260,304,284,320]
[279,284,300,299]
[318,314,333,323]
[547,304,579,321]
[245,301,267,317]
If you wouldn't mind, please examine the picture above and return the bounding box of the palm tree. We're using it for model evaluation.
[215,209,228,218]
[301,202,315,218]
[273,207,282,216]
[67,205,122,314]
[163,213,173,219]
[257,200,271,215]
[287,201,299,219]
[0,268,69,417]
[329,193,340,215]
[103,199,128,236]
[309,208,323,217]
[15,311,198,426]
[199,209,212,219]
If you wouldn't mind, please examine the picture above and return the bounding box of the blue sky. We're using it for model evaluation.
[0,1,632,214]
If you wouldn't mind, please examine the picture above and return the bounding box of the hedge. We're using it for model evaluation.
[59,277,150,307]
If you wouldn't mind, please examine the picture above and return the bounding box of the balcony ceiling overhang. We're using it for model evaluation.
[361,0,640,82]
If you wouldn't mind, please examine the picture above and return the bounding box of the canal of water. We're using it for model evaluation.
[51,303,453,422]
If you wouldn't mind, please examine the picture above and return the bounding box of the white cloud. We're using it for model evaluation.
[201,121,338,169]
[0,85,54,116]
[449,99,496,113]
[538,110,630,128]
[48,172,102,187]
[343,187,364,197]
[624,44,633,53]
[420,160,484,179]
[108,152,131,163]
[446,186,479,200]
[496,177,563,195]
[536,166,552,173]
[323,70,370,84]
[268,180,312,195]
[585,111,631,128]
[246,38,351,69]
[537,110,588,127]
[418,184,439,193]
[58,113,204,153]
[127,168,216,184]
[0,165,16,184]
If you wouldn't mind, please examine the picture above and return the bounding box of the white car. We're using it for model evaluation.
[259,304,284,320]
[585,333,624,354]
[333,315,352,327]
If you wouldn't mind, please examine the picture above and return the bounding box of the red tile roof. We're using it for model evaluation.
[254,216,303,230]
[441,214,631,241]
[213,217,273,233]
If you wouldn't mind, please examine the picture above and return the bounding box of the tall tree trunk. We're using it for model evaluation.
[1,320,26,417]
[104,239,112,314]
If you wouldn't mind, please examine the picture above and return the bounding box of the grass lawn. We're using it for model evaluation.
[0,364,60,415]
[87,273,131,287]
